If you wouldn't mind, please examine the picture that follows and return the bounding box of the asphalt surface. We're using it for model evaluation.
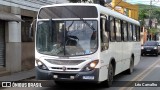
[1,55,160,90]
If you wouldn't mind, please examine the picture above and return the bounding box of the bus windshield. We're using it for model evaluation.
[36,20,98,56]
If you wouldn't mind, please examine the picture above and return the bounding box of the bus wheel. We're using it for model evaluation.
[106,63,114,87]
[126,57,134,74]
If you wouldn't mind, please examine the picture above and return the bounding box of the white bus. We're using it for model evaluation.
[35,3,141,87]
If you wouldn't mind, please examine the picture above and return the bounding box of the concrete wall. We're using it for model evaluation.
[6,43,21,72]
[21,42,35,71]
[0,5,36,73]
[21,8,37,71]
[5,21,22,73]
[4,6,22,73]
[0,0,68,11]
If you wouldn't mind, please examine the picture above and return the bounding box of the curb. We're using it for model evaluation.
[0,69,35,81]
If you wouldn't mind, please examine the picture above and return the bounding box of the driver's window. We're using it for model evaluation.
[100,14,109,51]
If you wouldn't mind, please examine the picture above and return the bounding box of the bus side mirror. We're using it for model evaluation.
[105,19,110,32]
[29,19,37,40]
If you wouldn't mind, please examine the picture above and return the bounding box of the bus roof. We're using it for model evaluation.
[39,3,140,26]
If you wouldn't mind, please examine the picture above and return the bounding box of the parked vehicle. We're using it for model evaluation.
[141,41,160,56]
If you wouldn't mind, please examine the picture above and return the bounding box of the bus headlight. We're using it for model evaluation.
[82,60,99,71]
[35,59,48,70]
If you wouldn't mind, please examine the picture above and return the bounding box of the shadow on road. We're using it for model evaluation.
[47,82,108,90]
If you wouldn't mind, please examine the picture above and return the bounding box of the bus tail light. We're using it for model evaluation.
[35,59,48,70]
[82,60,99,71]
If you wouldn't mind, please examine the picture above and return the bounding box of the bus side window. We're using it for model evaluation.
[132,25,136,41]
[109,17,116,41]
[115,19,121,42]
[136,26,140,41]
[128,23,132,41]
[123,21,128,41]
[100,15,109,51]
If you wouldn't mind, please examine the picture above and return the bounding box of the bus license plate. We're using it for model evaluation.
[83,76,94,80]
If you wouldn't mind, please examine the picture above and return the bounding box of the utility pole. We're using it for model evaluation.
[149,0,153,29]
[148,0,152,40]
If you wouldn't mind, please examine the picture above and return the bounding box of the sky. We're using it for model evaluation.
[125,0,160,6]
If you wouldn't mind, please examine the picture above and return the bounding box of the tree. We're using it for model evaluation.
[139,4,160,25]
[148,28,159,40]
[139,9,148,20]
[152,9,160,23]
[148,28,158,35]
[139,9,149,26]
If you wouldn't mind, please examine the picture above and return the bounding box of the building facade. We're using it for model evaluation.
[0,0,67,75]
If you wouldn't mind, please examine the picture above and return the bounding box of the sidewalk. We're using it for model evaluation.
[0,69,35,81]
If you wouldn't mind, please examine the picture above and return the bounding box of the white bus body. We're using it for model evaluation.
[35,3,141,86]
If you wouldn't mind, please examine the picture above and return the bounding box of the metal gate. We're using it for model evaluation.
[0,20,5,67]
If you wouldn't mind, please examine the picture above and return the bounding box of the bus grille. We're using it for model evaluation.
[45,59,85,65]
[51,67,79,70]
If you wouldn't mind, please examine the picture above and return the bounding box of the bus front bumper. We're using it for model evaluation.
[35,67,99,82]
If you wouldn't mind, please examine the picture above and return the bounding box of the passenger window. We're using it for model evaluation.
[128,23,132,41]
[136,26,140,41]
[123,21,128,41]
[109,17,116,41]
[132,25,136,41]
[115,19,121,42]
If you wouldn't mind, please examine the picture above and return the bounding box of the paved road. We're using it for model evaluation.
[1,55,160,90]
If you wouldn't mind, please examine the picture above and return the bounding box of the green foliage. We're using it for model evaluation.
[139,4,160,23]
[148,28,158,35]
[139,8,149,20]
[152,9,160,23]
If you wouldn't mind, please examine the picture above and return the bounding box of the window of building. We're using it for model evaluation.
[0,20,5,67]
[21,16,33,42]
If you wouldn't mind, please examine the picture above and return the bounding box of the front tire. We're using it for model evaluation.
[105,63,114,87]
[126,57,134,74]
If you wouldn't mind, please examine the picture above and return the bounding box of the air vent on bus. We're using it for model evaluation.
[45,59,85,65]
[51,67,79,70]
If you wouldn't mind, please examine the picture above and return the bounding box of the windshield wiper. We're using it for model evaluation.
[80,18,95,31]
[49,19,54,43]
[64,6,95,31]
